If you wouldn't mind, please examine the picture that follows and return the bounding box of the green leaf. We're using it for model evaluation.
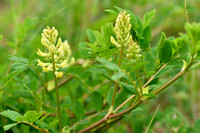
[39,113,49,124]
[104,9,118,15]
[106,87,114,106]
[86,29,96,43]
[9,56,29,64]
[131,22,139,30]
[96,58,120,71]
[73,101,84,120]
[61,110,69,127]
[121,60,137,69]
[144,52,156,74]
[139,26,151,50]
[29,112,43,123]
[115,89,130,108]
[178,126,191,133]
[66,66,84,75]
[135,31,144,39]
[118,82,137,95]
[185,22,200,46]
[113,6,124,12]
[135,16,144,35]
[11,62,27,70]
[47,119,59,130]
[4,123,18,131]
[101,23,115,47]
[131,107,143,114]
[159,32,166,48]
[111,72,127,81]
[155,65,174,78]
[78,42,91,59]
[0,109,22,121]
[159,40,173,63]
[94,31,105,47]
[92,91,103,111]
[143,9,156,28]
[130,61,148,72]
[23,111,37,122]
[29,77,39,92]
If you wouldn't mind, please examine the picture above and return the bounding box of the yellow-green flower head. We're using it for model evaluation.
[111,11,132,48]
[37,26,74,78]
[126,40,142,60]
[41,26,58,48]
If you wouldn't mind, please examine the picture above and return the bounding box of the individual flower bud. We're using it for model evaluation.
[42,66,51,72]
[37,48,50,57]
[57,60,68,68]
[56,38,62,50]
[63,40,71,59]
[69,57,75,66]
[110,36,121,48]
[55,71,63,78]
[49,44,56,54]
[41,34,51,48]
[37,59,50,67]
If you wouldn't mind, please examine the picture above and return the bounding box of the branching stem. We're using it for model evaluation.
[79,60,193,133]
[19,121,50,133]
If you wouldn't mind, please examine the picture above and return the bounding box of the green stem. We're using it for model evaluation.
[136,69,142,94]
[52,55,62,131]
[145,104,160,133]
[110,46,124,108]
[126,73,140,96]
[45,72,48,91]
[19,121,49,133]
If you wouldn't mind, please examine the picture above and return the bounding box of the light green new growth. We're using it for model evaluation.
[37,26,74,78]
[110,11,132,48]
[126,40,142,60]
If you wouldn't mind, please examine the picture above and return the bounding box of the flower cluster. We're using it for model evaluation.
[110,11,132,48]
[126,41,142,60]
[37,26,74,78]
[111,11,142,60]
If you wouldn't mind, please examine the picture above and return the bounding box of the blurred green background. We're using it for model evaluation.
[0,0,200,132]
[0,0,200,75]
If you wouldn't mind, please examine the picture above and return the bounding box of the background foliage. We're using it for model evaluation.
[0,0,200,132]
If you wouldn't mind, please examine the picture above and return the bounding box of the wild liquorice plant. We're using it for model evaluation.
[1,6,200,133]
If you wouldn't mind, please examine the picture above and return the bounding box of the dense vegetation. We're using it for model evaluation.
[0,0,200,132]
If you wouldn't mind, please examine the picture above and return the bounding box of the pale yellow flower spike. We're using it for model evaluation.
[126,40,142,60]
[111,11,142,60]
[37,26,74,78]
[110,11,132,48]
